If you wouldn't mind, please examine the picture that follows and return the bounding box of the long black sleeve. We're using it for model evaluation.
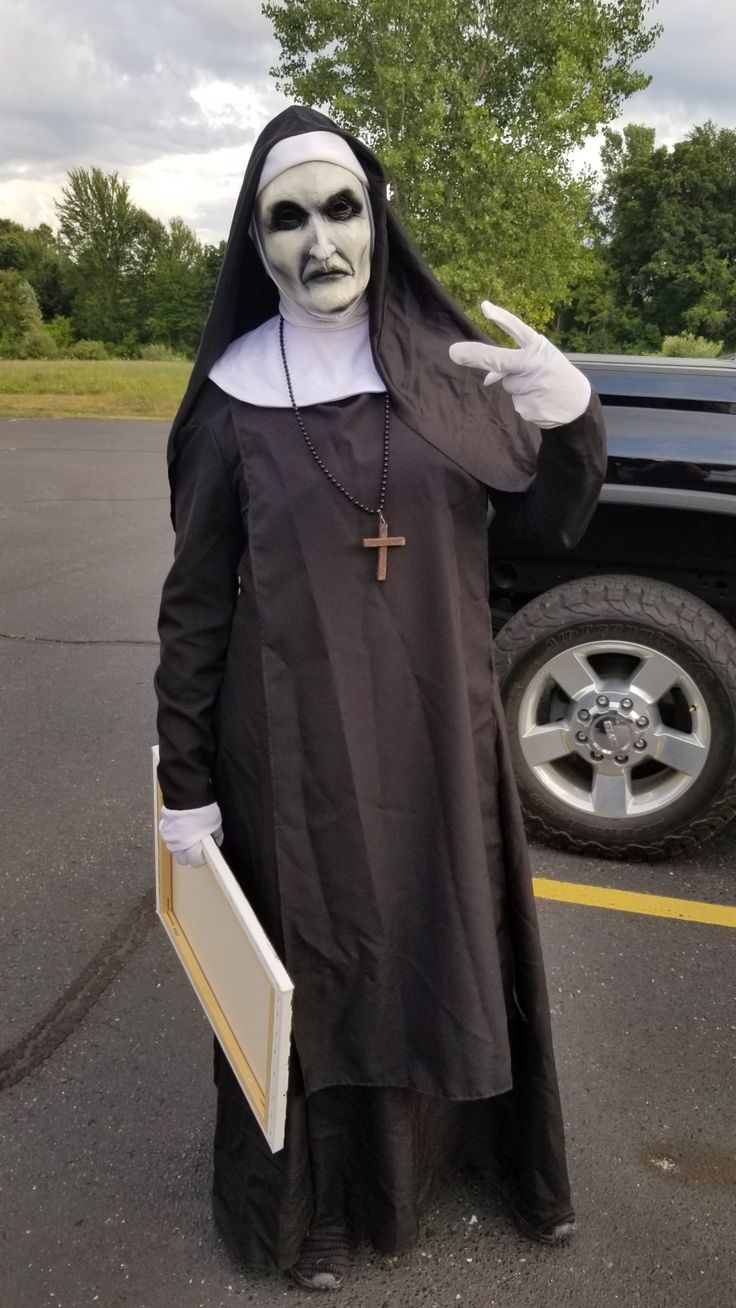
[488,393,607,551]
[154,412,245,808]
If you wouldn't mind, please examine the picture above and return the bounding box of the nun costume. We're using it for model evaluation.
[155,105,606,1286]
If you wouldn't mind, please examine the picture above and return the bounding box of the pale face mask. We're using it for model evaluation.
[255,161,372,317]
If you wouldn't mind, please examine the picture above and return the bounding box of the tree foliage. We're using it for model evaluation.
[0,168,225,359]
[56,168,167,343]
[44,168,224,355]
[263,0,659,325]
[558,122,736,354]
[0,218,72,320]
[0,269,57,358]
[146,217,225,356]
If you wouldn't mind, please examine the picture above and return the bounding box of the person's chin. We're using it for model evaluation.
[304,277,358,314]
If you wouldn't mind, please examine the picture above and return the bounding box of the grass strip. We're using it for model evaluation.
[0,360,192,419]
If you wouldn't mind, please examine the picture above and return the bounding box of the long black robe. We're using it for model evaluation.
[156,379,606,1266]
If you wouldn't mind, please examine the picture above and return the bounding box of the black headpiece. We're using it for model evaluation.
[168,105,540,493]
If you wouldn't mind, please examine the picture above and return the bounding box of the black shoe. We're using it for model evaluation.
[510,1203,576,1246]
[289,1225,351,1290]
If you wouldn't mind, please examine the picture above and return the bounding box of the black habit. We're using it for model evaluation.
[155,107,607,1268]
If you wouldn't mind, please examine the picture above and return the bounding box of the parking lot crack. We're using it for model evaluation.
[0,631,157,646]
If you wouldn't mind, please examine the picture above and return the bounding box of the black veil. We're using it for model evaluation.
[169,105,541,494]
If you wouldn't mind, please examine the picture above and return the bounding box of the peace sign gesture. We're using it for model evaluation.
[449,302,591,429]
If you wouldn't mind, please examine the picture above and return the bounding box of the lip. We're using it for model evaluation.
[304,269,349,283]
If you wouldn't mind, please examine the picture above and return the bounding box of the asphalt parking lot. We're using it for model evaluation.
[1,418,735,1308]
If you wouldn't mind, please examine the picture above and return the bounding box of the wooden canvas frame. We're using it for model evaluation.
[152,748,293,1151]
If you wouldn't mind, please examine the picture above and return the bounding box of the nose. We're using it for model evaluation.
[307,217,336,262]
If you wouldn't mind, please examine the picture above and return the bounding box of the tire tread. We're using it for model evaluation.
[495,575,736,860]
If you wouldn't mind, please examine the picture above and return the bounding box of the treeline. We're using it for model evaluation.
[557,122,736,357]
[2,121,735,361]
[0,168,225,361]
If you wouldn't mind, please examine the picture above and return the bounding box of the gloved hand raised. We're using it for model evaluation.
[159,802,223,868]
[449,302,591,429]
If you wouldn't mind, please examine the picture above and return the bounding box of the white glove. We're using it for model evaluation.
[159,802,223,868]
[449,301,591,428]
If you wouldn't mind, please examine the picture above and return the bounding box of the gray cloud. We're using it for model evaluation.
[622,0,736,133]
[0,0,282,177]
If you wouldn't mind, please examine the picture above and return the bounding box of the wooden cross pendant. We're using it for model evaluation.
[362,515,406,581]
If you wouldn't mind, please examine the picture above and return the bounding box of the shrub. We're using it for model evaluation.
[68,338,109,360]
[46,315,75,353]
[118,332,144,359]
[22,326,59,358]
[0,269,57,357]
[102,339,137,359]
[0,324,57,359]
[661,333,724,358]
[139,342,190,362]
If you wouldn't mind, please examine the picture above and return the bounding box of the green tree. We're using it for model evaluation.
[263,0,659,326]
[0,269,57,357]
[56,168,165,345]
[147,219,223,356]
[571,121,736,353]
[0,218,72,320]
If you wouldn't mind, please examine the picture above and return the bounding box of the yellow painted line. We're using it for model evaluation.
[532,878,736,930]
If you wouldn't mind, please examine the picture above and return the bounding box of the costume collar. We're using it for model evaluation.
[208,301,385,408]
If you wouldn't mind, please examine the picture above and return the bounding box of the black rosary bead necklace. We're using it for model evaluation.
[278,314,406,581]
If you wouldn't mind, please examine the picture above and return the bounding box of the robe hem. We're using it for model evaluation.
[299,1073,515,1102]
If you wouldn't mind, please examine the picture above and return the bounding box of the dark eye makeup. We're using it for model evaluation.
[325,190,363,220]
[269,202,306,231]
[269,190,363,232]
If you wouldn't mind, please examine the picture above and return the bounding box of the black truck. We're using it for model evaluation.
[491,355,736,860]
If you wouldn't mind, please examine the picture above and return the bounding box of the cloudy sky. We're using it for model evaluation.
[1,0,734,244]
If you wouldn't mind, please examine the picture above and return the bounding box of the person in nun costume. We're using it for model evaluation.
[156,105,606,1290]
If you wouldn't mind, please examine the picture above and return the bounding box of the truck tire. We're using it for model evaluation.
[495,575,736,860]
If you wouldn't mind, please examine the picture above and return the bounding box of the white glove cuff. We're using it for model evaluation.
[536,369,591,429]
[159,802,223,853]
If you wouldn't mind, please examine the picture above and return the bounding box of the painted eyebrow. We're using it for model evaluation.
[323,188,362,208]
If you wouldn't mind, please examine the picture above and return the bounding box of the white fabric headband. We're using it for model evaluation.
[256,130,368,195]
